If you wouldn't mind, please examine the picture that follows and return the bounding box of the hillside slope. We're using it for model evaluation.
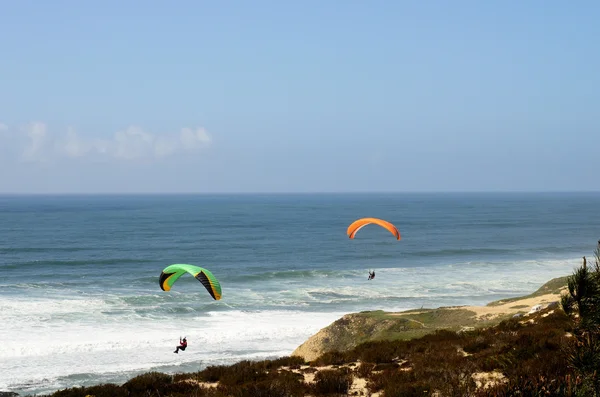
[292,276,568,361]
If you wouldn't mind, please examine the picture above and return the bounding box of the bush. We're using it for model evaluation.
[218,360,269,386]
[227,370,307,397]
[463,335,492,354]
[352,340,410,364]
[162,379,206,396]
[311,350,349,366]
[50,383,127,397]
[382,380,432,397]
[367,368,425,396]
[122,371,172,395]
[263,355,306,370]
[354,362,375,378]
[373,362,399,371]
[312,368,353,395]
[198,364,230,382]
[474,374,589,397]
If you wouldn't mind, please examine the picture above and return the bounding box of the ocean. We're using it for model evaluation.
[1,192,599,395]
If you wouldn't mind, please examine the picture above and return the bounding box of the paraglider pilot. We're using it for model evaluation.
[174,337,187,353]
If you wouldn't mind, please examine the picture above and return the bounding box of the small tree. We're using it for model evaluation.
[561,240,600,395]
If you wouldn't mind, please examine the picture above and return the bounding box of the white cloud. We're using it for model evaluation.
[1,122,212,162]
[22,122,49,162]
[60,127,90,158]
[111,126,156,160]
[0,123,8,131]
[154,137,179,158]
[180,127,211,149]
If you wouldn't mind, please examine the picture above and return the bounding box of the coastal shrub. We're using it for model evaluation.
[197,359,272,384]
[263,355,306,369]
[311,367,352,395]
[352,340,409,363]
[409,344,477,397]
[474,374,588,397]
[301,366,318,374]
[537,308,571,327]
[217,360,269,386]
[172,372,195,382]
[198,364,230,382]
[421,328,463,343]
[382,380,432,397]
[355,361,375,378]
[367,368,425,396]
[161,378,214,396]
[311,350,349,366]
[369,368,436,397]
[167,385,235,397]
[275,369,305,382]
[225,370,307,397]
[478,329,569,376]
[353,305,575,395]
[49,383,127,397]
[495,320,523,333]
[373,362,400,371]
[428,359,477,396]
[122,371,172,395]
[462,335,492,354]
[211,385,241,397]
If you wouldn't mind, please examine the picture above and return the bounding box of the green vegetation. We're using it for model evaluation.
[26,241,600,397]
[560,241,600,395]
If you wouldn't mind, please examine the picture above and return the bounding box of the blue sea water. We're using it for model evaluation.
[1,192,599,395]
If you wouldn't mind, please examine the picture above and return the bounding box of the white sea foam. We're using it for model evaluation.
[0,305,345,394]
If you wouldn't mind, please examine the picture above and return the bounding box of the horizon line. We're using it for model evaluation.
[0,190,599,196]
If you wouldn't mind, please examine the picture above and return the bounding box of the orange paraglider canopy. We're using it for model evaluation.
[346,217,401,240]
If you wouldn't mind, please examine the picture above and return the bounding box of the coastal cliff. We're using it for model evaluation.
[292,276,568,361]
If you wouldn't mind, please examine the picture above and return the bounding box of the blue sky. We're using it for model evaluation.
[1,1,598,193]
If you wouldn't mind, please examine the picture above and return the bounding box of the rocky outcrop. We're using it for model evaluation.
[291,308,469,362]
[292,312,420,362]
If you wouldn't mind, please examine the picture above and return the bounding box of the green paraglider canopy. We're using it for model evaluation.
[159,264,222,300]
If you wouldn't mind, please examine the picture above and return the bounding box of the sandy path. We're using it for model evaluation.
[454,290,565,320]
